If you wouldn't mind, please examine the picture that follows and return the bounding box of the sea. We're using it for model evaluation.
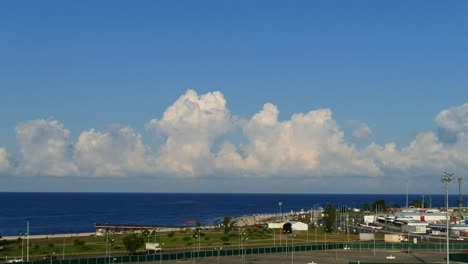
[0,192,463,236]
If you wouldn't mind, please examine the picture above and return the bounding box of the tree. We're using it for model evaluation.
[323,203,335,232]
[222,217,235,234]
[73,239,86,248]
[122,234,144,254]
[410,199,428,208]
[362,203,371,212]
[372,199,386,211]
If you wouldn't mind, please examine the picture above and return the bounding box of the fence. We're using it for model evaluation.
[19,242,468,264]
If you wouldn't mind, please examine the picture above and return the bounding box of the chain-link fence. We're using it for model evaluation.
[19,242,468,264]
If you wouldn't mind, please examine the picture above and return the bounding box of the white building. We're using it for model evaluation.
[402,222,428,234]
[288,221,308,231]
[268,222,282,229]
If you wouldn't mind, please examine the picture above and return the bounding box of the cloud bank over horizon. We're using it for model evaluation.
[1,90,468,180]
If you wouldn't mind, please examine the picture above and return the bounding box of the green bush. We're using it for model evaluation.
[74,239,86,247]
[122,234,144,254]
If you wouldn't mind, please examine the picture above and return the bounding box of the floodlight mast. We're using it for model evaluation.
[441,172,454,264]
[458,178,463,219]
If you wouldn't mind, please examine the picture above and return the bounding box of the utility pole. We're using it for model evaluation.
[406,180,409,208]
[458,178,463,219]
[442,172,454,264]
[26,221,29,262]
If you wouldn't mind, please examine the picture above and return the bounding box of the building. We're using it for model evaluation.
[288,221,308,231]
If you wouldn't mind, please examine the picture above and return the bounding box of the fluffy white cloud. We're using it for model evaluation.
[435,102,468,142]
[352,123,372,140]
[240,103,381,176]
[74,126,153,176]
[0,147,10,171]
[15,119,77,176]
[146,90,233,176]
[3,91,468,181]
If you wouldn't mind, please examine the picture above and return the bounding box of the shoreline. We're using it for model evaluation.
[2,232,96,241]
[2,213,295,241]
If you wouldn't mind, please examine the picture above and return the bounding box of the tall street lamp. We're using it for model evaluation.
[242,237,248,264]
[291,235,296,264]
[215,247,222,264]
[159,243,164,264]
[442,172,454,264]
[26,221,29,262]
[279,202,283,247]
[324,228,327,253]
[192,235,197,264]
[62,236,65,260]
[20,232,24,261]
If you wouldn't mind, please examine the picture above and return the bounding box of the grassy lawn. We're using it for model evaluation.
[0,227,364,259]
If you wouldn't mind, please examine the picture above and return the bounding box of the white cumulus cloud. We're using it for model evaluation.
[435,102,468,142]
[352,123,372,140]
[74,126,153,176]
[15,119,77,176]
[146,89,233,176]
[239,103,381,176]
[3,91,468,182]
[0,147,10,171]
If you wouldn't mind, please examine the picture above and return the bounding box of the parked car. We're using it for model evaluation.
[7,258,23,263]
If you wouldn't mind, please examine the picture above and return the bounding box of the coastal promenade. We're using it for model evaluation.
[2,213,286,241]
[2,233,95,241]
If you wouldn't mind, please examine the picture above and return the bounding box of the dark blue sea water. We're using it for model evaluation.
[0,192,462,236]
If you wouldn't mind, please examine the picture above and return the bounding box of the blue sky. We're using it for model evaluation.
[0,1,467,193]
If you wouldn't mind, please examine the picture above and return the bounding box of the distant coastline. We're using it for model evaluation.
[1,192,460,236]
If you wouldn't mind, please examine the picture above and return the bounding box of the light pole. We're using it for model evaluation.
[62,236,65,260]
[458,178,463,219]
[50,252,55,264]
[406,179,409,208]
[26,221,29,262]
[279,202,283,247]
[242,237,248,264]
[20,232,24,261]
[314,221,317,245]
[273,228,276,246]
[215,247,222,264]
[192,235,196,264]
[291,235,296,264]
[159,243,164,264]
[442,172,454,264]
[324,228,327,253]
[373,232,376,257]
[108,238,114,264]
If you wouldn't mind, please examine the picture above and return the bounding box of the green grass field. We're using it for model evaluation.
[0,227,365,259]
